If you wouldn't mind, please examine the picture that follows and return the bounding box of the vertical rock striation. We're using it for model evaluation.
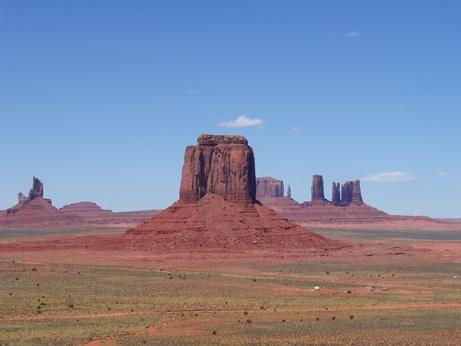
[128,134,332,250]
[351,180,363,205]
[331,182,341,206]
[311,175,326,202]
[28,177,44,200]
[340,180,363,206]
[256,177,284,198]
[179,134,256,203]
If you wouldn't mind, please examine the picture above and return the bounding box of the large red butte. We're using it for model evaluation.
[128,134,332,250]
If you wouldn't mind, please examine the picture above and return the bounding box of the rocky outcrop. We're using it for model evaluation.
[340,181,353,206]
[256,177,284,198]
[18,193,27,204]
[28,177,44,200]
[7,177,52,215]
[351,180,363,205]
[311,175,326,202]
[340,180,363,206]
[287,185,292,199]
[179,134,256,203]
[128,134,333,250]
[331,182,340,206]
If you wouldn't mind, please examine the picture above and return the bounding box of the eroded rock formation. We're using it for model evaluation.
[179,134,256,203]
[18,192,27,204]
[287,185,292,199]
[331,182,340,206]
[128,134,332,250]
[7,177,52,215]
[351,180,363,205]
[340,181,353,206]
[311,175,326,202]
[256,177,284,198]
[340,180,363,206]
[28,177,44,200]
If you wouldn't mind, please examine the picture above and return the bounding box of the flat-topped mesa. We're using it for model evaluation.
[256,177,284,198]
[179,134,256,203]
[331,182,341,206]
[311,175,326,202]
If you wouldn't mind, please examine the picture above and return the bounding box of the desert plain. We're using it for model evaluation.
[1,223,461,345]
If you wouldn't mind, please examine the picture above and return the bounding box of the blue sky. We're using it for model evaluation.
[1,1,460,217]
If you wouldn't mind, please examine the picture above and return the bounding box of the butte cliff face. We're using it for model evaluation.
[256,177,284,198]
[128,134,332,250]
[311,175,326,202]
[331,182,341,206]
[179,135,256,203]
[340,180,363,206]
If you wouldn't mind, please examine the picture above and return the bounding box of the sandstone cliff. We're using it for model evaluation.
[256,177,284,198]
[128,134,332,250]
[179,134,256,203]
[311,175,326,202]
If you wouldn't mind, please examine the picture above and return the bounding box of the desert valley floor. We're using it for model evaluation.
[1,223,461,346]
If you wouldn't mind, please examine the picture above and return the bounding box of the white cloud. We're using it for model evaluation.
[219,115,263,128]
[437,171,448,176]
[291,126,301,134]
[344,31,360,38]
[363,171,415,182]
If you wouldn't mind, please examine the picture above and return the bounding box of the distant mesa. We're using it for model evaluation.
[256,177,284,198]
[0,178,154,230]
[2,177,64,226]
[309,175,363,207]
[128,134,332,250]
[7,177,54,215]
[59,202,113,216]
[8,177,52,215]
[256,174,387,222]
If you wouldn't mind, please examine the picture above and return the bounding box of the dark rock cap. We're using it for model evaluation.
[197,134,248,146]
